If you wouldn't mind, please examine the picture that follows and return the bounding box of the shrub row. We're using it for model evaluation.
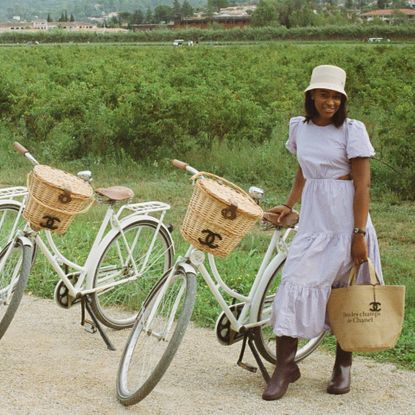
[0,24,415,44]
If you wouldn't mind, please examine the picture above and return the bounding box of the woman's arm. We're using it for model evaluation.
[350,157,370,265]
[265,165,305,223]
[285,165,305,209]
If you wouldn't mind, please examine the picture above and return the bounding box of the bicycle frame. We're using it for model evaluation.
[1,190,171,299]
[146,225,294,336]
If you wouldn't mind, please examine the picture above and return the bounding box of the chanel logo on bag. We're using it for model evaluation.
[41,215,61,230]
[198,229,222,249]
[369,285,381,312]
[369,301,381,312]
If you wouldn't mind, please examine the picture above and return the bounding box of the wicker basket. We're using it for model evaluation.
[23,165,94,234]
[181,172,263,257]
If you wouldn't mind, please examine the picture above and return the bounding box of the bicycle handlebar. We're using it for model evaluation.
[14,142,39,166]
[14,142,29,155]
[171,159,199,175]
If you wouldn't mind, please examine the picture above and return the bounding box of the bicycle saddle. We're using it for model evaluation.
[95,186,134,201]
[263,210,299,228]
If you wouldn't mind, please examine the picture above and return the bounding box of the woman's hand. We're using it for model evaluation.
[351,234,368,266]
[263,205,292,225]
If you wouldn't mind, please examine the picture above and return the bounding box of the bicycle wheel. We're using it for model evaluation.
[117,268,197,406]
[0,203,24,253]
[0,238,33,341]
[254,259,325,364]
[90,219,174,329]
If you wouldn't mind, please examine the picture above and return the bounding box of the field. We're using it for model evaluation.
[0,41,414,369]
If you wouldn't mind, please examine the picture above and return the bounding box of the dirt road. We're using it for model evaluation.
[1,295,414,415]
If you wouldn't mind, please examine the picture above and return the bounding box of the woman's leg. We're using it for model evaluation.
[262,336,301,400]
[327,342,352,394]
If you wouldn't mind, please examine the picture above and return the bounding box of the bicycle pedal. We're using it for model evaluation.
[237,361,257,373]
[83,319,97,334]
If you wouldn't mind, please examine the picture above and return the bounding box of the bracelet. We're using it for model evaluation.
[282,204,293,211]
[353,227,366,236]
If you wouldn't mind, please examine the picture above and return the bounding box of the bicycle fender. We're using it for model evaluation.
[0,199,23,210]
[16,235,33,248]
[177,262,197,276]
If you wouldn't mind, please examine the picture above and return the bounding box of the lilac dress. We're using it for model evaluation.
[271,116,383,339]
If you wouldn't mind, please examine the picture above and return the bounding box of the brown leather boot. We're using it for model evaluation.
[327,342,352,395]
[262,336,301,400]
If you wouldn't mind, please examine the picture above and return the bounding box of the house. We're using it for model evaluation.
[360,8,415,23]
[172,6,256,30]
[0,21,127,33]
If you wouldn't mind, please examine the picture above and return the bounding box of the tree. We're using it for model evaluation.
[118,11,132,24]
[173,0,182,19]
[182,0,194,17]
[207,0,229,13]
[154,5,173,23]
[377,0,386,8]
[47,13,52,22]
[132,10,144,24]
[70,14,75,22]
[345,0,354,9]
[145,8,153,23]
[251,0,280,26]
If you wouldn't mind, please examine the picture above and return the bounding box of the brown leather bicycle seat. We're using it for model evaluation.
[263,210,299,228]
[95,186,134,201]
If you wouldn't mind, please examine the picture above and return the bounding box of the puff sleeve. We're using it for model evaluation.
[346,119,375,159]
[285,116,304,155]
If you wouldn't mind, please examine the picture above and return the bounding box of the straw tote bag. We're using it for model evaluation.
[327,260,405,352]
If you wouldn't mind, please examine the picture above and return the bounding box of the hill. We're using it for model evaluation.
[0,0,207,21]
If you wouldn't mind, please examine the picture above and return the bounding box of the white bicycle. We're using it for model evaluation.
[116,160,325,405]
[0,143,174,348]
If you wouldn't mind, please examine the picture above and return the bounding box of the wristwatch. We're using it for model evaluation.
[353,227,366,236]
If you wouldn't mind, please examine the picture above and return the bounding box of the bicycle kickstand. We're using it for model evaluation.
[237,329,270,383]
[80,296,116,351]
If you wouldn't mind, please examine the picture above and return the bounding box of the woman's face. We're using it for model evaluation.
[311,89,342,122]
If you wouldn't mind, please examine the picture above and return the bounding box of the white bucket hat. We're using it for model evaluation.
[304,65,347,99]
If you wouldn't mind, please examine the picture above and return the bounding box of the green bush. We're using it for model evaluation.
[0,43,414,198]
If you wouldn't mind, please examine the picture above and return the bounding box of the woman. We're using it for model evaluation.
[262,65,383,400]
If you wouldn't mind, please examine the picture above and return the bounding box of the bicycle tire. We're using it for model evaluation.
[0,203,24,252]
[0,238,33,341]
[254,259,325,364]
[117,268,197,406]
[90,219,174,329]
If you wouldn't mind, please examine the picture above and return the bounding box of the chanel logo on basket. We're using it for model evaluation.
[343,310,381,324]
[41,215,61,230]
[198,229,222,249]
[369,301,382,312]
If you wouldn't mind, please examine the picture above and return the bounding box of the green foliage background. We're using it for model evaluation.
[0,41,414,368]
[0,42,414,198]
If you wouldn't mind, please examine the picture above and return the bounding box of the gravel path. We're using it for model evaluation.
[1,295,414,415]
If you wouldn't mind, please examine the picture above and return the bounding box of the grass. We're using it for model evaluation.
[1,153,414,370]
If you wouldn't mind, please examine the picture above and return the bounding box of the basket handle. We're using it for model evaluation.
[192,172,255,202]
